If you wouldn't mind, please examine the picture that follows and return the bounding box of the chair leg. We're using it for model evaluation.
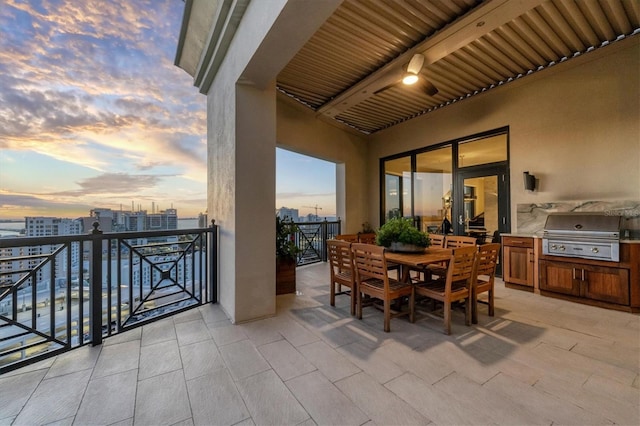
[443,302,451,335]
[472,286,478,324]
[357,289,363,320]
[409,289,415,323]
[330,281,336,307]
[384,298,391,332]
[350,285,356,316]
[465,295,471,326]
[488,287,494,316]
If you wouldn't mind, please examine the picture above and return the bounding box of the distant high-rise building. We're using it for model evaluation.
[146,208,178,230]
[83,207,180,233]
[25,217,83,237]
[198,212,208,228]
[276,207,299,222]
[20,217,83,287]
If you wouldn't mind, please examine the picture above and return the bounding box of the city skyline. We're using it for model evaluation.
[0,1,336,221]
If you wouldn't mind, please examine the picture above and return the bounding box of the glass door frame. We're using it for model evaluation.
[379,126,511,235]
[453,163,510,237]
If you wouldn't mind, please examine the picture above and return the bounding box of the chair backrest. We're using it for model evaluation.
[475,243,500,277]
[327,239,354,274]
[357,232,377,244]
[446,235,477,248]
[335,234,359,243]
[429,234,446,248]
[444,245,477,293]
[351,243,388,283]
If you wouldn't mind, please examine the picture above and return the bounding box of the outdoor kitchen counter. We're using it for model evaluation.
[500,233,541,238]
[502,235,640,312]
[620,238,640,244]
[501,233,640,243]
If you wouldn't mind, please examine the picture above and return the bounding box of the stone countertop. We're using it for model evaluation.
[500,233,541,239]
[621,238,640,244]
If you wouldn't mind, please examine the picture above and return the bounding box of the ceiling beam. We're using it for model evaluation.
[316,0,547,119]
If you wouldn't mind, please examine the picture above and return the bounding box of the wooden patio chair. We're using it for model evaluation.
[335,234,359,242]
[429,233,446,248]
[351,243,414,332]
[354,231,401,279]
[414,245,476,335]
[472,243,500,324]
[445,235,477,248]
[357,232,377,244]
[327,239,357,315]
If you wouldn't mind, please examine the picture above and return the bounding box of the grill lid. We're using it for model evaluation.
[543,213,622,236]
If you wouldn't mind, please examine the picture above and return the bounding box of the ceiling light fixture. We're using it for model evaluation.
[402,73,419,85]
[402,53,425,85]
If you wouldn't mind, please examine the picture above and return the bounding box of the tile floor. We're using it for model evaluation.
[1,262,639,425]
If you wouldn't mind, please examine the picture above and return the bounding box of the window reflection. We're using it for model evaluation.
[415,146,452,233]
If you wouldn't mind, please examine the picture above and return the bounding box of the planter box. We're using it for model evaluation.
[276,257,296,295]
[388,242,425,253]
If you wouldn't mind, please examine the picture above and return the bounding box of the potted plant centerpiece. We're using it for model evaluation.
[276,216,301,294]
[375,217,430,253]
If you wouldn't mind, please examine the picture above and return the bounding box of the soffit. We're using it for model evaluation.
[277,0,640,134]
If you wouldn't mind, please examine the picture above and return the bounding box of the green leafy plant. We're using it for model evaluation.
[375,217,430,248]
[276,216,301,260]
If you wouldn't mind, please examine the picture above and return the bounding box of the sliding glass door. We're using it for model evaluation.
[380,127,510,240]
[414,145,452,234]
[383,155,412,221]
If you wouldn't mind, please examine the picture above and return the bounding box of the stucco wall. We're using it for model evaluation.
[276,98,369,233]
[367,36,640,231]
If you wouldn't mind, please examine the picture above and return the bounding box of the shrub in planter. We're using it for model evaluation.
[375,217,430,252]
[276,216,301,294]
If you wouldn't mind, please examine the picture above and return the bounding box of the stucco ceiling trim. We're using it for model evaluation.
[196,0,251,94]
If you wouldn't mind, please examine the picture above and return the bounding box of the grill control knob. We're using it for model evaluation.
[559,245,565,251]
[592,247,599,253]
[551,244,557,250]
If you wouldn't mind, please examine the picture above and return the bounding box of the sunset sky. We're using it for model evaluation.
[0,0,336,221]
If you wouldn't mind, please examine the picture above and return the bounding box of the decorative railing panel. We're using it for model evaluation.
[0,224,217,374]
[292,220,341,266]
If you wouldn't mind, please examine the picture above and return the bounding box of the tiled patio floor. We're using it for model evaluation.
[1,262,639,425]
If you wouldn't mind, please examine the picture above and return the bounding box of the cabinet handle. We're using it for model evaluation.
[572,268,576,280]
[582,269,586,281]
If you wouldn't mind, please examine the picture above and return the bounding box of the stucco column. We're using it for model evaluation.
[207,82,277,324]
[202,0,342,323]
[233,83,277,322]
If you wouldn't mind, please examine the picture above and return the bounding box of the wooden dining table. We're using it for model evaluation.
[384,248,453,283]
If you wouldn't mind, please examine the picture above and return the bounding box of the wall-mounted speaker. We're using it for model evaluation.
[523,171,536,191]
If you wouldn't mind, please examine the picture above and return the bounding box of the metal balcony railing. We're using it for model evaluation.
[292,220,341,266]
[0,223,218,374]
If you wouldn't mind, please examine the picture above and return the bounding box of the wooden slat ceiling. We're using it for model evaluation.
[277,0,640,134]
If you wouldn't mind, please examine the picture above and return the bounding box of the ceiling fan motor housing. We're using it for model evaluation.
[406,53,425,75]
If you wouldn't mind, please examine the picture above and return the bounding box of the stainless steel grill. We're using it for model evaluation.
[542,213,622,262]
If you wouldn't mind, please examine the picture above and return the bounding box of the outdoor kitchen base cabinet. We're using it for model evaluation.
[540,259,630,306]
[503,237,535,290]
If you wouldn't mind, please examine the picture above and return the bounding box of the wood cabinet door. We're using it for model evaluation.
[582,265,630,305]
[504,246,533,286]
[539,260,580,296]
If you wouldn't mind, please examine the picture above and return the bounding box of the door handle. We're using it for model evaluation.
[458,215,464,225]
